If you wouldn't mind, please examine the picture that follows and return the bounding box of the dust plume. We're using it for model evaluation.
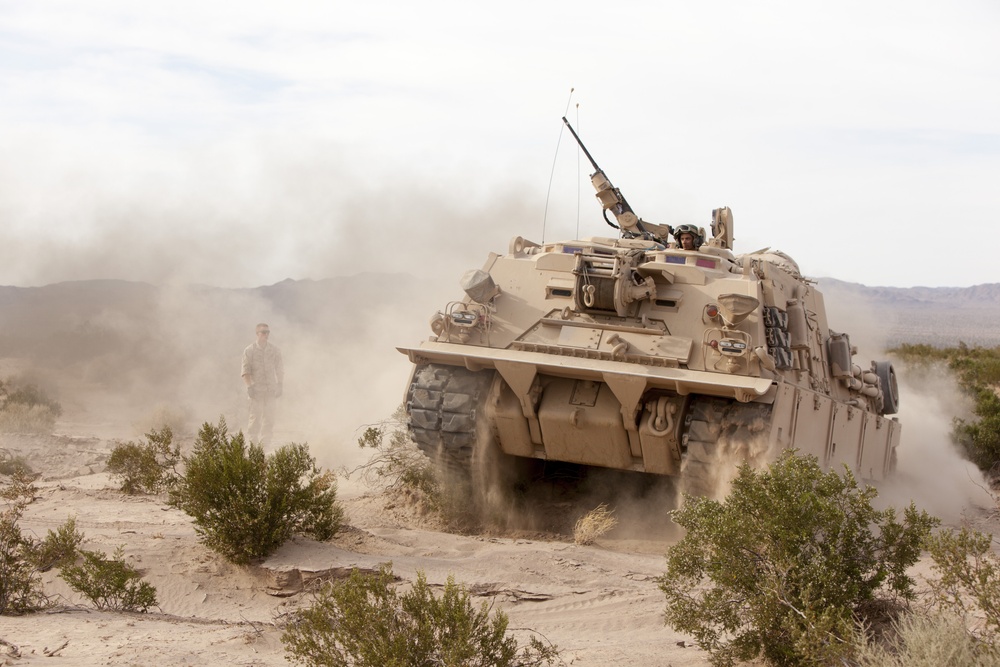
[0,266,520,474]
[466,452,685,545]
[0,131,566,471]
[820,286,995,523]
[877,361,994,523]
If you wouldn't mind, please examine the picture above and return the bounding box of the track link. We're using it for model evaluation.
[406,364,493,476]
[681,397,774,496]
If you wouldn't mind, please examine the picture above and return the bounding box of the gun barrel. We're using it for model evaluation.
[559,116,671,244]
[561,117,602,174]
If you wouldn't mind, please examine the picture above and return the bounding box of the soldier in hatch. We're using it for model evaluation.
[673,224,703,250]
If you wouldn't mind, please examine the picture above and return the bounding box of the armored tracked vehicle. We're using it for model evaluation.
[398,119,899,493]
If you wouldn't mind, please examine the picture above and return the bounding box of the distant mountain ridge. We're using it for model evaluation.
[0,276,998,365]
[817,278,1000,348]
[819,278,1000,305]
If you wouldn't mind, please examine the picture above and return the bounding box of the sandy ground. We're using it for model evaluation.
[0,429,712,667]
[1,424,997,667]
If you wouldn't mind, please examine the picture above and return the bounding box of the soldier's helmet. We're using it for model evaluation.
[673,224,703,248]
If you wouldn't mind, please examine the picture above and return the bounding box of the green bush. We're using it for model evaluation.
[169,418,343,565]
[107,426,180,494]
[954,388,1000,474]
[0,506,46,615]
[0,470,48,615]
[32,516,84,572]
[659,450,937,667]
[60,545,157,612]
[281,563,559,667]
[0,466,37,504]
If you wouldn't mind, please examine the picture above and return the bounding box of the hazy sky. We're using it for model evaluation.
[1,1,997,288]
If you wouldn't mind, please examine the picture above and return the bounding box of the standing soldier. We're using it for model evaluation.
[241,323,283,444]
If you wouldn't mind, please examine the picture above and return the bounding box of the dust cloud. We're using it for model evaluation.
[821,287,995,524]
[878,362,995,523]
[466,450,685,545]
[0,277,449,471]
[0,133,563,472]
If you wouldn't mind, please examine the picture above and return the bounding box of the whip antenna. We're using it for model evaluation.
[542,87,575,243]
[575,103,581,239]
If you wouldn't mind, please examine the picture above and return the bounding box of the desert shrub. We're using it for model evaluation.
[0,377,61,434]
[0,403,59,434]
[924,526,1000,643]
[107,426,180,494]
[32,516,84,571]
[855,612,999,666]
[60,545,157,612]
[954,388,1000,474]
[573,503,618,546]
[0,467,37,504]
[0,471,48,615]
[281,563,560,667]
[169,418,343,565]
[352,407,519,533]
[0,449,33,477]
[2,381,62,417]
[659,450,937,667]
[0,505,46,615]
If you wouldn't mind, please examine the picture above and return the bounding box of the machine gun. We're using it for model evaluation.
[561,117,672,245]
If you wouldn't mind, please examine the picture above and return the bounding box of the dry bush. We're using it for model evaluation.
[0,403,58,434]
[925,526,1000,643]
[855,612,1000,666]
[0,450,33,477]
[353,407,439,499]
[0,377,61,434]
[573,504,618,545]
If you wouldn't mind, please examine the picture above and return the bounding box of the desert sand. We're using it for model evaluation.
[1,427,715,667]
